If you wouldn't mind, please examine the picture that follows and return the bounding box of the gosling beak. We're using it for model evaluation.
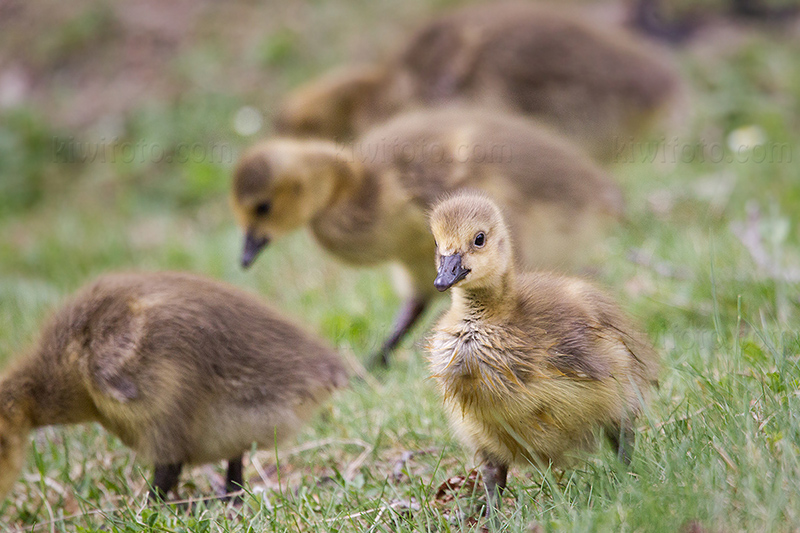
[434,253,470,292]
[241,231,270,269]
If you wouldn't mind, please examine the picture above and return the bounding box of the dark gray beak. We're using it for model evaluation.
[241,232,270,269]
[434,253,470,292]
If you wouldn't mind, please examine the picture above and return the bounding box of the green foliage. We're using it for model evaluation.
[32,2,117,69]
[256,28,301,68]
[0,109,73,217]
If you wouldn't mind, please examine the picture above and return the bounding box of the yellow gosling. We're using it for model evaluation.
[427,192,659,514]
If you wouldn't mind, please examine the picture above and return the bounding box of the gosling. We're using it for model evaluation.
[275,1,680,161]
[427,192,658,512]
[232,108,623,368]
[0,272,348,502]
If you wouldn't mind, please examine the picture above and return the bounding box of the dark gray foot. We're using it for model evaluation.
[150,462,183,502]
[367,297,427,370]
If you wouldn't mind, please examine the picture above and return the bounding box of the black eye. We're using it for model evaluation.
[474,232,485,247]
[254,201,271,216]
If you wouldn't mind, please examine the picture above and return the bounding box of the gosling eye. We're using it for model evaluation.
[254,201,271,217]
[473,232,486,248]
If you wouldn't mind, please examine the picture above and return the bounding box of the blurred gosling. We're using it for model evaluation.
[232,108,623,368]
[427,192,658,513]
[0,272,347,502]
[275,1,680,161]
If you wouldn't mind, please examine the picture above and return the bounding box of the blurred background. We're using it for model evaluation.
[1,0,799,530]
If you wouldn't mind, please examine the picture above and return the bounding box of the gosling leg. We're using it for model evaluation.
[224,455,244,502]
[482,459,508,517]
[605,422,635,466]
[367,297,427,369]
[150,462,183,501]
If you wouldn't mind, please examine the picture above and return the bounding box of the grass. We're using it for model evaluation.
[1,1,800,531]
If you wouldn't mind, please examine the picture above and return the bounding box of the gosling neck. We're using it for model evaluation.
[322,147,368,211]
[450,270,516,321]
[309,149,384,260]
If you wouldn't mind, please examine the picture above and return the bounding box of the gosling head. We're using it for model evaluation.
[430,192,514,293]
[231,139,351,268]
[274,66,384,141]
[0,402,31,501]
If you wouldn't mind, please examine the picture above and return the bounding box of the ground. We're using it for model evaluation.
[1,0,800,531]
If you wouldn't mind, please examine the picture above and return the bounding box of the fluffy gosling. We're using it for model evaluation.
[275,2,680,161]
[232,108,623,368]
[427,192,658,512]
[0,272,348,502]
